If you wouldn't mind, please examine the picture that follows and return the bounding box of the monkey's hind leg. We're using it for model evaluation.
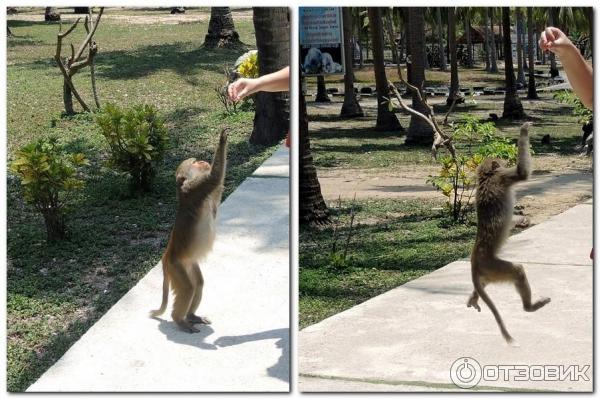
[170,261,201,333]
[186,263,211,325]
[510,262,551,312]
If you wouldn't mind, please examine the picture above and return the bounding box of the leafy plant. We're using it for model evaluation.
[553,89,593,125]
[10,137,88,241]
[96,103,168,192]
[428,115,518,223]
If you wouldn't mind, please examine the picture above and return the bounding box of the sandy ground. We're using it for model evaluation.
[311,97,593,226]
[7,8,254,25]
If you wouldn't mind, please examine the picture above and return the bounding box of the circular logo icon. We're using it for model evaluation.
[450,357,482,389]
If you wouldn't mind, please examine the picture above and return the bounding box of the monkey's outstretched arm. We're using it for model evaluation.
[208,128,228,186]
[501,122,532,184]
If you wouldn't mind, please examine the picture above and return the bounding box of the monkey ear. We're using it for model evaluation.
[491,160,500,170]
[177,175,190,194]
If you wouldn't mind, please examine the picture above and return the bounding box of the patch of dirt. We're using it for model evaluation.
[8,9,253,25]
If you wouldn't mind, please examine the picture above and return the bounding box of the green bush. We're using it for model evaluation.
[96,103,168,192]
[428,115,518,223]
[553,89,593,125]
[10,137,88,241]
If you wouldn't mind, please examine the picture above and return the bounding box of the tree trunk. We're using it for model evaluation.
[73,7,90,14]
[548,8,559,77]
[44,7,60,22]
[315,75,330,102]
[384,11,399,65]
[406,7,433,145]
[43,208,66,242]
[299,78,329,225]
[341,7,363,118]
[484,8,491,72]
[516,8,526,86]
[250,8,289,146]
[502,7,525,119]
[436,8,447,71]
[368,7,402,131]
[204,7,243,49]
[490,8,498,72]
[63,79,74,115]
[464,10,473,68]
[448,7,460,104]
[526,7,539,99]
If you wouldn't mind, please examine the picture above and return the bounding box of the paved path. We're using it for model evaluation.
[28,146,289,392]
[299,199,592,392]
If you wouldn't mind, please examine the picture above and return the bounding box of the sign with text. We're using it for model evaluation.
[299,7,344,76]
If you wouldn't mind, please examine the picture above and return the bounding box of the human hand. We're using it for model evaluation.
[539,27,575,57]
[227,78,258,102]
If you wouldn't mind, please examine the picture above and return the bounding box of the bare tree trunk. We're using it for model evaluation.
[502,7,525,119]
[405,7,433,145]
[464,10,473,67]
[490,8,498,72]
[368,7,402,131]
[204,7,243,49]
[63,81,74,115]
[315,75,330,102]
[384,11,399,65]
[250,7,289,145]
[45,7,60,22]
[516,8,526,86]
[437,8,447,71]
[448,7,460,105]
[548,8,559,77]
[300,77,329,225]
[527,7,539,99]
[341,7,363,118]
[484,8,491,72]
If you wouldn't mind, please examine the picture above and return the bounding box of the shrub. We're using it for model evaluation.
[96,103,168,192]
[10,137,88,241]
[553,89,593,125]
[428,115,518,223]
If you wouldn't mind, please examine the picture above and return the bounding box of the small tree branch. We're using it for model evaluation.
[74,7,103,62]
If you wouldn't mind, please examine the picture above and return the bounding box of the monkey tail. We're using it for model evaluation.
[149,262,170,318]
[473,276,515,344]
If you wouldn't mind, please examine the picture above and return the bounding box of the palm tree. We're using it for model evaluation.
[368,7,402,131]
[516,8,526,86]
[299,78,329,224]
[204,7,243,49]
[463,8,473,68]
[383,9,399,65]
[406,7,433,145]
[315,76,330,102]
[502,7,525,119]
[436,8,447,71]
[483,8,491,72]
[548,8,559,77]
[447,7,460,105]
[44,7,60,21]
[526,7,539,99]
[341,7,364,117]
[489,8,499,72]
[250,7,289,145]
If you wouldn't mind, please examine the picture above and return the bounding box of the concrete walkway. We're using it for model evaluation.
[300,199,592,392]
[28,146,290,392]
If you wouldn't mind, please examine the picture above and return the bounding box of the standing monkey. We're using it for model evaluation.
[468,122,550,344]
[150,129,228,333]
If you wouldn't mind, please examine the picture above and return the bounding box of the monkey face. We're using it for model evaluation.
[176,158,211,194]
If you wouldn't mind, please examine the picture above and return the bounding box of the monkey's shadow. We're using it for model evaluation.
[213,328,289,383]
[155,318,218,350]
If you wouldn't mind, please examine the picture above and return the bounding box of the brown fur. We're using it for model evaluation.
[150,129,228,333]
[468,122,550,344]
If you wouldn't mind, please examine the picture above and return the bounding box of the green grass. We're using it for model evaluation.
[299,198,477,328]
[7,10,276,392]
[307,91,585,171]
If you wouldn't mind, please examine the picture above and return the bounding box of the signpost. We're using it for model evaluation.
[299,7,345,76]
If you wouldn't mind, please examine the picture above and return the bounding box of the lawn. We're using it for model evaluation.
[7,8,278,391]
[299,198,478,328]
